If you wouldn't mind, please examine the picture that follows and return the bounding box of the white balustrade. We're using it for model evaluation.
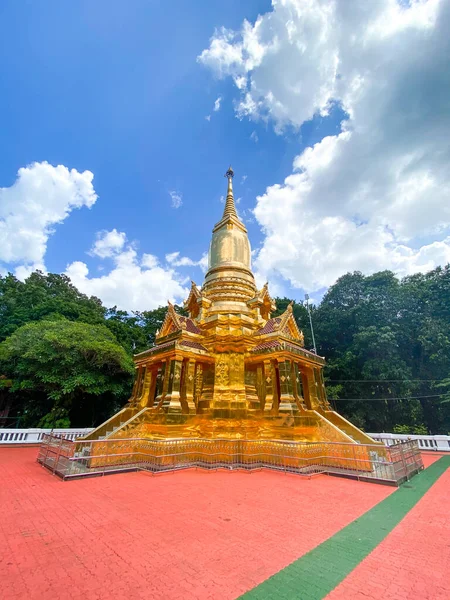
[0,428,94,444]
[368,432,450,452]
[0,428,449,450]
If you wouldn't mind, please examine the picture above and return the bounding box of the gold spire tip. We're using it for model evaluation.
[225,165,234,179]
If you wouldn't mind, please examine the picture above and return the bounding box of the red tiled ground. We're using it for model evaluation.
[327,457,450,600]
[421,452,446,468]
[0,447,393,600]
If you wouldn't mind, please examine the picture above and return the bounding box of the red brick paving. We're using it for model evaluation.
[0,447,393,600]
[421,452,446,468]
[326,458,450,600]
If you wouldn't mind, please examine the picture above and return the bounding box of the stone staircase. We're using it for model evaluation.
[319,409,377,444]
[80,406,141,441]
[97,407,151,440]
[98,421,126,440]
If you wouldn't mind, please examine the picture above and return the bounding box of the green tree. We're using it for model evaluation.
[1,265,449,434]
[0,271,105,342]
[399,266,450,433]
[105,307,147,355]
[313,269,450,433]
[105,305,188,355]
[0,319,134,427]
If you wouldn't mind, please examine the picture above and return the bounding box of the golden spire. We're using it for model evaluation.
[205,166,255,310]
[223,165,238,219]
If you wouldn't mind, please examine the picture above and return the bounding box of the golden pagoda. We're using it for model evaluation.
[82,167,377,471]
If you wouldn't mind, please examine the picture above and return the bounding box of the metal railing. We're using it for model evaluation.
[37,434,423,486]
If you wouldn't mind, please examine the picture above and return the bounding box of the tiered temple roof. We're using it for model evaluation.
[82,167,375,447]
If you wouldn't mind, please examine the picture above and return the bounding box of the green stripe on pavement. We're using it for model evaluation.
[240,456,450,600]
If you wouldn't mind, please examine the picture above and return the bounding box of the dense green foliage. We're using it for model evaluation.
[0,267,449,432]
[0,272,105,340]
[0,272,185,427]
[275,268,450,434]
[0,319,134,428]
[105,305,186,355]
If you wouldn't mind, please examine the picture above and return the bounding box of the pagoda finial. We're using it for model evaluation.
[223,165,238,219]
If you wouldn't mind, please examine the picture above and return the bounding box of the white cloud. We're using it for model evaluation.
[198,253,209,272]
[241,175,248,183]
[66,246,189,312]
[198,7,338,131]
[141,253,159,269]
[66,242,210,312]
[214,96,222,111]
[253,269,286,299]
[198,27,246,77]
[0,163,198,312]
[166,251,196,267]
[0,161,97,268]
[90,229,126,258]
[205,115,211,122]
[250,131,259,143]
[200,0,450,291]
[166,250,209,272]
[169,190,183,209]
[234,75,247,90]
[15,263,47,281]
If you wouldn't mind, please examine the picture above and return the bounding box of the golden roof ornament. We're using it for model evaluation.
[222,165,238,219]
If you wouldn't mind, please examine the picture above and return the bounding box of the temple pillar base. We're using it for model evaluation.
[211,388,249,418]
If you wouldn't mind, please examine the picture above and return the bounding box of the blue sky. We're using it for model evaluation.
[1,0,449,310]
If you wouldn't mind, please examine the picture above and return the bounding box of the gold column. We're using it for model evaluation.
[148,367,158,408]
[129,367,140,404]
[299,369,311,409]
[184,359,197,414]
[135,366,145,403]
[304,366,320,409]
[318,368,332,409]
[263,360,274,414]
[139,368,153,408]
[244,367,260,411]
[278,359,298,414]
[194,363,203,407]
[164,358,184,414]
[158,360,170,408]
[152,362,162,407]
[314,367,331,409]
[272,362,280,415]
[256,364,264,411]
[198,363,214,412]
[292,363,306,410]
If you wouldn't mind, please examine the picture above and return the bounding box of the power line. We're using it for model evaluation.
[333,394,444,401]
[327,379,446,383]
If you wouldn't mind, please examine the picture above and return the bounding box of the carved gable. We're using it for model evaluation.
[278,303,304,346]
[155,302,182,340]
[183,281,201,319]
[247,282,276,320]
